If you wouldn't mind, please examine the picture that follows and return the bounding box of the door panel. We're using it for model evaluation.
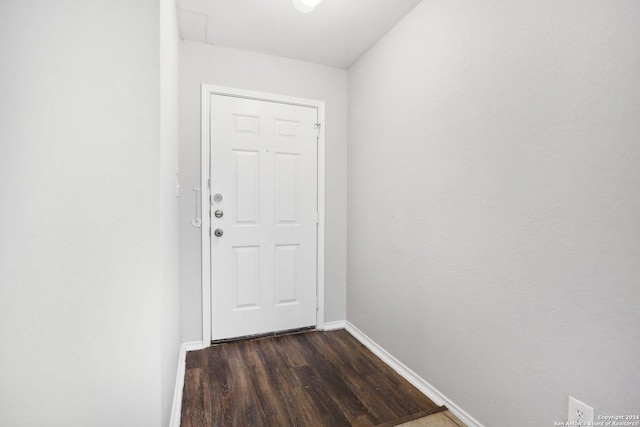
[210,94,318,340]
[275,153,299,223]
[275,244,299,305]
[232,246,260,309]
[233,150,260,224]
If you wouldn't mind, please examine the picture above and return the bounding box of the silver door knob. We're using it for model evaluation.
[214,210,224,218]
[214,228,223,237]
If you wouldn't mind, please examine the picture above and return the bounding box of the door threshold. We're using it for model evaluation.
[211,326,315,346]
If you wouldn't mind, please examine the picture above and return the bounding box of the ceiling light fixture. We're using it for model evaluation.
[292,0,322,14]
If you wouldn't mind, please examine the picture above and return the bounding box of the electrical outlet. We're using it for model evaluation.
[568,396,594,426]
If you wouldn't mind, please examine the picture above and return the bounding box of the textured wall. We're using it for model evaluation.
[0,1,165,426]
[179,41,348,342]
[348,1,640,425]
[160,0,181,425]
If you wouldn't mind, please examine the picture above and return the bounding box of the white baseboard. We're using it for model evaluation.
[344,321,484,427]
[321,320,346,331]
[169,341,204,427]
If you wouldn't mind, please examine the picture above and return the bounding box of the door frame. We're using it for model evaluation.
[200,84,326,346]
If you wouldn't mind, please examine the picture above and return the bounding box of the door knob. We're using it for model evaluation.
[214,228,224,237]
[214,210,224,218]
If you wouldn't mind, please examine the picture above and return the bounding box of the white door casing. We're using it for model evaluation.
[201,86,326,344]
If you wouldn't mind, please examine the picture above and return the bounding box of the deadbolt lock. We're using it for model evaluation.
[214,210,224,218]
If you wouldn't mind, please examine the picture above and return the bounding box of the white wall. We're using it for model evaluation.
[179,41,348,342]
[348,1,640,426]
[0,1,176,425]
[160,0,181,425]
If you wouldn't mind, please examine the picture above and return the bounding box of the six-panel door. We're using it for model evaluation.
[209,95,318,341]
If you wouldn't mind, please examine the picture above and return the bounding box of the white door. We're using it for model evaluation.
[209,94,318,341]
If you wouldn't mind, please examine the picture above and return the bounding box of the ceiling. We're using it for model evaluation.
[177,0,422,69]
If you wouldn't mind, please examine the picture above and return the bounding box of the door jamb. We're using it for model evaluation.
[200,84,326,347]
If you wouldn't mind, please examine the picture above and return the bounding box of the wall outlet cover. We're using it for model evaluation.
[568,396,594,425]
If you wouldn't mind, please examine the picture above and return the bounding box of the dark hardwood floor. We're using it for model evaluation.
[181,329,445,426]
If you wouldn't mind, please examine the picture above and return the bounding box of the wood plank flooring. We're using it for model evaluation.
[181,329,445,426]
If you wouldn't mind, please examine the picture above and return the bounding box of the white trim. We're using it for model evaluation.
[201,87,212,346]
[200,84,327,346]
[169,341,204,427]
[315,103,326,330]
[344,321,484,427]
[320,320,345,331]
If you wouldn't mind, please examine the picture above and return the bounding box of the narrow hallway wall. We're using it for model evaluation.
[347,1,640,425]
[0,1,167,425]
[160,0,182,424]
